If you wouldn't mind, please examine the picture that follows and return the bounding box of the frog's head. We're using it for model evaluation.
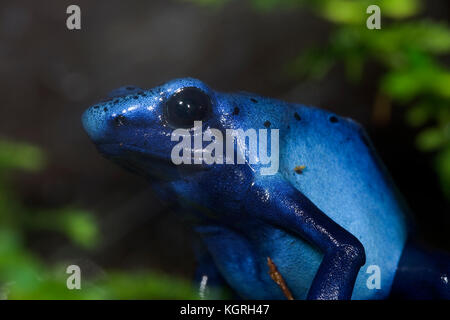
[82,78,231,180]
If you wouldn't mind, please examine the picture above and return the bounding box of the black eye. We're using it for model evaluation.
[165,87,211,128]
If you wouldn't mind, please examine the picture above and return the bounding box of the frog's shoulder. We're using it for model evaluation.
[219,91,297,129]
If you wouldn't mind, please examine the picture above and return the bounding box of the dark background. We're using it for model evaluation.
[0,0,448,282]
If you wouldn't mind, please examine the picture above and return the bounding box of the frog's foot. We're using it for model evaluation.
[267,257,294,300]
[391,239,450,299]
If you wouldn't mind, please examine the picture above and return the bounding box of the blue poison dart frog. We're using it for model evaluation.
[82,78,450,300]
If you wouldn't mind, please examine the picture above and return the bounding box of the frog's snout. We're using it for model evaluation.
[82,106,109,144]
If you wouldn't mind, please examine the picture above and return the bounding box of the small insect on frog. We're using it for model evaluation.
[82,78,450,300]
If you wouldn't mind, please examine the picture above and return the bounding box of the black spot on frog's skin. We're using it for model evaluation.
[264,120,271,128]
[329,116,339,123]
[232,107,240,115]
[294,112,301,121]
[103,107,108,112]
[114,114,127,127]
[93,105,99,109]
[133,96,139,99]
[250,98,258,103]
[113,99,119,104]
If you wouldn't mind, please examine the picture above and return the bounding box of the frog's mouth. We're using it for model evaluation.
[96,143,176,180]
[96,143,208,181]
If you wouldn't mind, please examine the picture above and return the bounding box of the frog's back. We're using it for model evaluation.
[227,93,410,299]
[281,104,410,299]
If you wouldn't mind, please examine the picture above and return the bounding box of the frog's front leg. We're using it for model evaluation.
[245,173,366,300]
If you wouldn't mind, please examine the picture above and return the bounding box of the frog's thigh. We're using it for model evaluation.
[193,239,238,299]
[195,225,284,299]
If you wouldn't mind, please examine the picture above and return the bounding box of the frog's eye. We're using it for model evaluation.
[164,87,211,128]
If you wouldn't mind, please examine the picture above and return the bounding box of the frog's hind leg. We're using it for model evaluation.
[193,238,240,299]
[194,224,286,299]
[391,239,450,299]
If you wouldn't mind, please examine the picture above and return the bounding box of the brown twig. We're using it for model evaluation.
[267,256,294,300]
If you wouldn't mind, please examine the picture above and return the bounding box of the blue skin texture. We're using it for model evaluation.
[82,78,449,300]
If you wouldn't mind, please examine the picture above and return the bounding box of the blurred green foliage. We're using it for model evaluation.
[189,0,450,199]
[0,139,200,299]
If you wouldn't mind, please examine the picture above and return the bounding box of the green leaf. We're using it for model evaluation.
[416,127,447,151]
[0,140,45,172]
[379,0,421,18]
[381,61,450,102]
[59,209,99,249]
[26,208,99,249]
[318,0,366,24]
[99,271,200,299]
